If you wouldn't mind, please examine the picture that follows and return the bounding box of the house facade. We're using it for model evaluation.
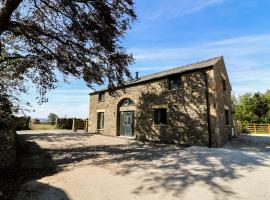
[88,57,234,147]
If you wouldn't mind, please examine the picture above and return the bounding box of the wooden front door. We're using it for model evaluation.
[120,111,134,137]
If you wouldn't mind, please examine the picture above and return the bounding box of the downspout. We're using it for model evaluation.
[204,70,212,148]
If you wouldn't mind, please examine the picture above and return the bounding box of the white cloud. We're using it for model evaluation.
[144,0,224,22]
[184,0,224,14]
[28,103,89,119]
[131,33,270,95]
[26,33,270,118]
[25,88,91,118]
[52,89,91,94]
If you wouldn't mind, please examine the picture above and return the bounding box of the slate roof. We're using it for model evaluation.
[91,56,223,94]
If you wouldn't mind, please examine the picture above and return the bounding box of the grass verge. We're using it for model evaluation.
[30,124,56,130]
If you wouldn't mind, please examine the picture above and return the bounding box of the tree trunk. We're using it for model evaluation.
[0,0,23,55]
[0,0,23,33]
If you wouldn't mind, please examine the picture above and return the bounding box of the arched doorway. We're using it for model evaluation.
[117,98,135,137]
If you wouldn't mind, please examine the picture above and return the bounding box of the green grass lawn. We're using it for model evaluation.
[30,123,56,130]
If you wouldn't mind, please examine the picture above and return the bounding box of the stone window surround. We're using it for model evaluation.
[167,75,182,91]
[221,73,227,93]
[97,111,104,130]
[98,92,105,102]
[119,106,136,112]
[96,109,105,130]
[152,104,169,127]
[224,105,230,127]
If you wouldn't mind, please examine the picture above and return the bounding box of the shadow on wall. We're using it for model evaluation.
[135,72,210,146]
[15,181,71,200]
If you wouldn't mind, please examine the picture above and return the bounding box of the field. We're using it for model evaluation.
[30,123,56,130]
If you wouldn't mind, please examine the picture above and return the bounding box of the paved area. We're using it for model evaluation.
[15,130,270,200]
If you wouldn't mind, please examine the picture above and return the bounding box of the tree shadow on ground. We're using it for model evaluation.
[0,134,58,200]
[7,132,270,200]
[227,133,270,152]
[44,138,270,199]
[14,181,71,200]
[99,145,269,199]
[17,132,94,143]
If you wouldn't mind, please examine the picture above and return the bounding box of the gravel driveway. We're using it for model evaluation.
[13,130,270,200]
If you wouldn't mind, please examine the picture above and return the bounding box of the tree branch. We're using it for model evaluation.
[0,55,28,64]
[0,0,23,33]
[0,0,23,55]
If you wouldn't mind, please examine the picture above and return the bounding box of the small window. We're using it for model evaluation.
[98,92,105,101]
[97,112,104,129]
[225,109,229,126]
[168,75,181,90]
[222,79,227,92]
[154,108,167,125]
[120,99,134,106]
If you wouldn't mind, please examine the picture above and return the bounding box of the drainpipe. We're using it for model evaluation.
[204,70,212,148]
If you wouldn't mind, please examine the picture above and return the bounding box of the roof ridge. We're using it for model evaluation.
[90,56,223,94]
[135,56,223,80]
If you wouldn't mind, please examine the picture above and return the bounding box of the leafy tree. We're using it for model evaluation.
[0,0,136,124]
[265,90,270,122]
[0,47,27,128]
[234,92,270,123]
[48,113,58,124]
[250,93,268,122]
[31,118,40,124]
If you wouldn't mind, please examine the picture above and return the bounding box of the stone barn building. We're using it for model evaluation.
[88,56,234,147]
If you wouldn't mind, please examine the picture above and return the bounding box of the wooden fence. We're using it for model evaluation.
[244,124,270,134]
[72,118,88,132]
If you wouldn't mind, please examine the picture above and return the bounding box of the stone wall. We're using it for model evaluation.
[89,69,212,146]
[0,130,17,169]
[212,59,233,146]
[88,58,234,147]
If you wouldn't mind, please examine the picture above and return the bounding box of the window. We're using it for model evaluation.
[120,99,135,106]
[225,109,229,126]
[154,108,167,125]
[222,79,227,92]
[98,92,105,101]
[97,112,104,129]
[168,75,181,90]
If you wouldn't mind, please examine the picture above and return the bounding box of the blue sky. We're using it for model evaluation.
[26,0,270,118]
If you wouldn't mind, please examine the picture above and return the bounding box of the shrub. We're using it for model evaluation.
[56,118,73,129]
[12,116,31,130]
[31,118,40,124]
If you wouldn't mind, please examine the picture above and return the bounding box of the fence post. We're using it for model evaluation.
[85,118,88,132]
[72,118,77,132]
[55,118,58,128]
[26,116,31,130]
[254,123,256,133]
[268,124,270,134]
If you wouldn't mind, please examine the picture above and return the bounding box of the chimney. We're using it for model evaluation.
[135,71,139,79]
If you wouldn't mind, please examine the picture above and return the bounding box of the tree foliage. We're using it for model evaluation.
[0,47,27,128]
[48,113,58,124]
[0,0,136,127]
[233,91,270,123]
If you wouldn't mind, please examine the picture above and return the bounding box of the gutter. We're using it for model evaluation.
[204,70,212,148]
